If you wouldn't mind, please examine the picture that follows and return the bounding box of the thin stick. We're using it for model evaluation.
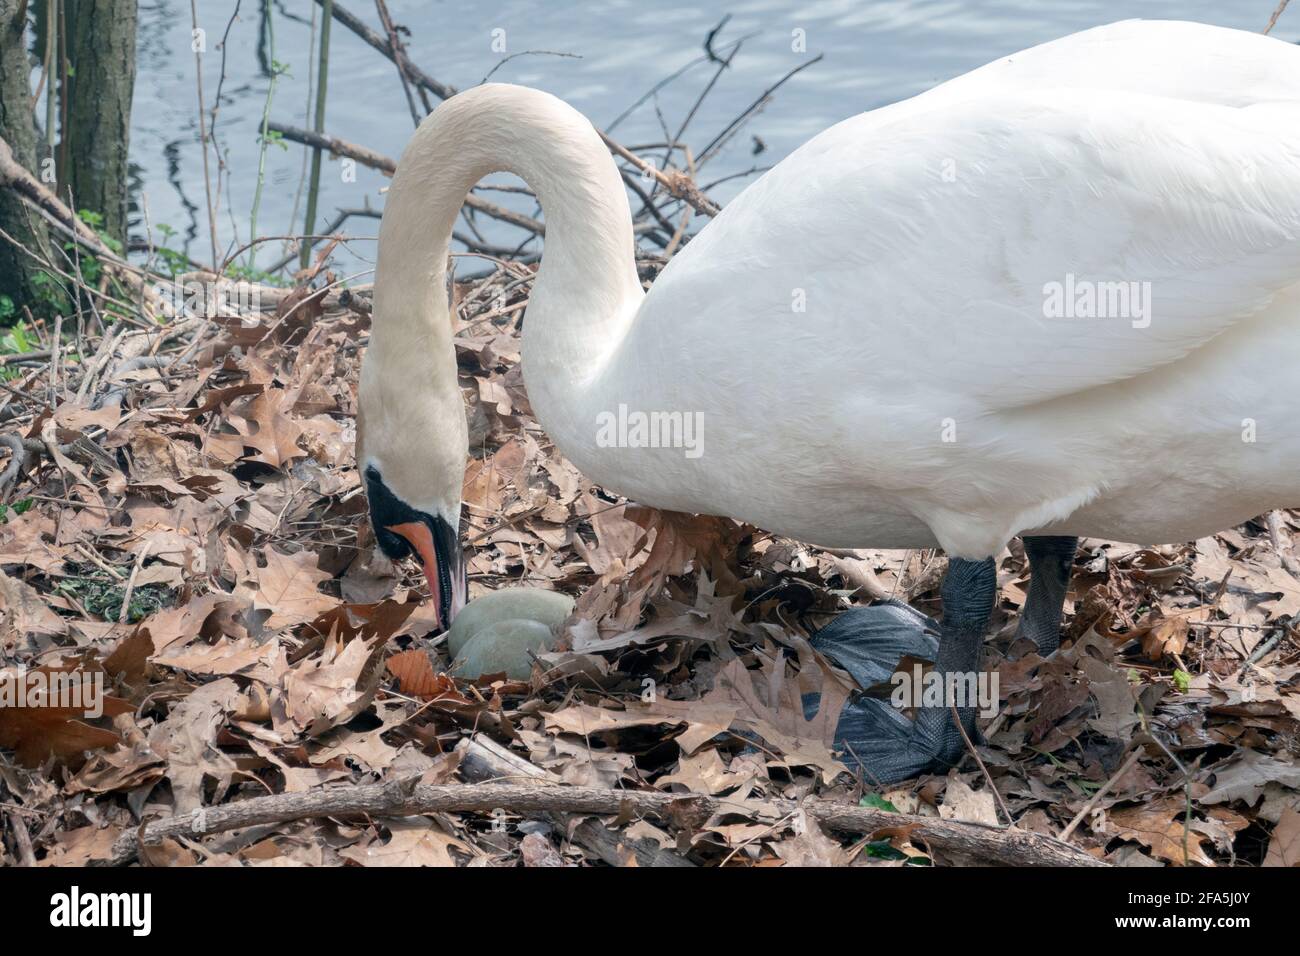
[74,542,125,581]
[455,736,692,867]
[117,541,153,624]
[4,808,36,866]
[312,0,456,100]
[190,0,220,269]
[206,0,245,218]
[1060,748,1142,841]
[697,54,824,165]
[247,0,283,270]
[47,311,62,403]
[301,0,333,270]
[1265,0,1291,34]
[599,132,719,217]
[42,0,57,169]
[373,0,422,126]
[950,702,1013,825]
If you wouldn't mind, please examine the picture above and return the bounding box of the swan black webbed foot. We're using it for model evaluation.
[807,557,997,785]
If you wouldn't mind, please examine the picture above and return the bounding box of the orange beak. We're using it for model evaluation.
[387,521,455,629]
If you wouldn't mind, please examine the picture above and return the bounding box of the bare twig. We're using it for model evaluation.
[312,0,456,100]
[373,0,423,126]
[1060,747,1142,841]
[697,54,824,165]
[301,0,334,269]
[1265,0,1292,34]
[600,132,720,218]
[950,701,1013,825]
[265,122,547,236]
[3,808,36,867]
[117,541,153,624]
[189,0,220,268]
[480,49,581,86]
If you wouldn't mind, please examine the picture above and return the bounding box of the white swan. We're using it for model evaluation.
[358,20,1300,782]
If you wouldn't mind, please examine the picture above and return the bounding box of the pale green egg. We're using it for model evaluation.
[452,618,556,681]
[445,588,575,659]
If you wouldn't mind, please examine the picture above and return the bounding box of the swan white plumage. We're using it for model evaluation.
[358,20,1300,781]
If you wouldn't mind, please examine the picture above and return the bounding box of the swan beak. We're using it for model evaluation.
[385,520,466,631]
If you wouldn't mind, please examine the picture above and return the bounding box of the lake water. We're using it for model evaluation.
[130,0,1292,275]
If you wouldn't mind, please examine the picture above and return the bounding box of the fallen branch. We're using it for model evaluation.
[373,0,426,126]
[104,777,1105,867]
[313,0,457,101]
[268,121,396,174]
[0,349,53,366]
[0,133,165,316]
[280,14,721,221]
[455,735,692,867]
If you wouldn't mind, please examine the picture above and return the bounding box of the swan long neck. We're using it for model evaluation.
[371,84,642,445]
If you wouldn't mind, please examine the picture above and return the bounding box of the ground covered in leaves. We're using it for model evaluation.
[1,265,1299,867]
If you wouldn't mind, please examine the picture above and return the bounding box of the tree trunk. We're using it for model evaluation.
[0,0,49,316]
[62,0,136,246]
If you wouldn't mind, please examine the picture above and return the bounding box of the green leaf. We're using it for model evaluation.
[860,839,930,864]
[2,320,34,355]
[859,793,899,813]
[1173,669,1190,693]
[0,499,31,523]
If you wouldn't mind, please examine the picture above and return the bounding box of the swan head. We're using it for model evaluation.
[357,379,468,631]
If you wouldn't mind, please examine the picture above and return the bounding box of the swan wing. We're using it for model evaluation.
[646,76,1300,411]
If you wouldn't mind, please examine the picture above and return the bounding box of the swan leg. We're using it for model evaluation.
[1015,535,1077,654]
[909,556,997,769]
[809,557,996,784]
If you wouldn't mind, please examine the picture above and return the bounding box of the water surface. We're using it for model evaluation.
[129,1,1292,273]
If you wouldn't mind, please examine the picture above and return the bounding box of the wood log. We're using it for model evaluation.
[455,735,693,867]
[104,777,1105,867]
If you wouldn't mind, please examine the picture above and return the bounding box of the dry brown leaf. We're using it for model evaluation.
[281,631,384,737]
[0,662,131,766]
[339,819,467,867]
[939,777,1000,826]
[207,388,306,468]
[1109,799,1214,866]
[0,567,68,638]
[385,648,468,703]
[245,547,336,631]
[1264,807,1300,867]
[703,656,848,784]
[149,677,242,815]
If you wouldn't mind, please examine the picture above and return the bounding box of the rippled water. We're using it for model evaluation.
[130,0,1291,274]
